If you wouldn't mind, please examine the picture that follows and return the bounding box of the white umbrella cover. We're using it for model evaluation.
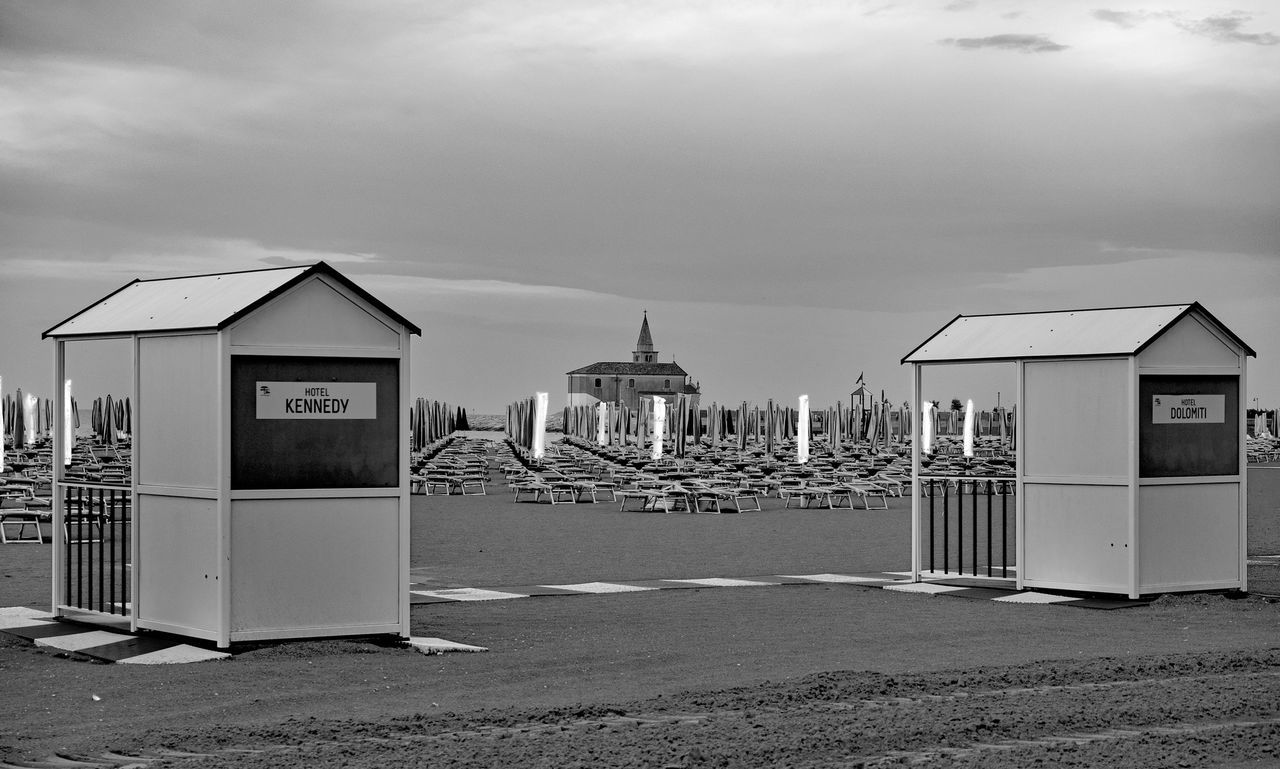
[962,398,975,458]
[532,392,548,459]
[651,396,666,461]
[64,380,72,465]
[596,401,608,446]
[921,400,935,455]
[24,393,38,447]
[797,394,810,464]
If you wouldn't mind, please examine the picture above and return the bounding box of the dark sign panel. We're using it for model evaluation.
[1139,375,1238,478]
[232,356,398,489]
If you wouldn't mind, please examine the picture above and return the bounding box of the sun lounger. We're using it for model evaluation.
[456,476,487,495]
[844,482,889,510]
[420,476,452,495]
[1,509,50,543]
[574,481,617,503]
[783,485,835,509]
[618,489,662,511]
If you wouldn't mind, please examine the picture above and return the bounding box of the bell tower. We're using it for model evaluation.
[633,311,657,363]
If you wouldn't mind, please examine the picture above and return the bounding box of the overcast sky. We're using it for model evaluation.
[2,0,1277,413]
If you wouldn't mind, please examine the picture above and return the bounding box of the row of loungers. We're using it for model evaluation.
[500,438,902,513]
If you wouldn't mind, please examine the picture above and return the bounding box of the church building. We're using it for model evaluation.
[566,313,699,410]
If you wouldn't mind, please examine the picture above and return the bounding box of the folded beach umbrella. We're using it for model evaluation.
[832,402,843,455]
[596,401,607,446]
[62,381,73,465]
[13,389,24,450]
[921,400,935,455]
[25,392,39,446]
[418,398,428,450]
[765,399,775,456]
[651,395,666,460]
[695,400,703,449]
[531,392,548,459]
[679,398,687,455]
[797,395,810,464]
[1009,405,1017,451]
[642,398,652,451]
[962,399,975,458]
[104,394,117,446]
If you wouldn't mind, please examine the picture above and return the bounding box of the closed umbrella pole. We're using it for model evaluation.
[597,401,608,446]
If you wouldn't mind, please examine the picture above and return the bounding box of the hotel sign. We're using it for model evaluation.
[1152,394,1224,425]
[256,382,376,420]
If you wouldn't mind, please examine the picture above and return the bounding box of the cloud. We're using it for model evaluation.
[1174,13,1279,46]
[1092,9,1278,45]
[940,33,1068,52]
[0,238,386,282]
[1091,9,1143,29]
[943,1,977,11]
[355,273,619,303]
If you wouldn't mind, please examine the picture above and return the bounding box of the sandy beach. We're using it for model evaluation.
[2,435,1278,767]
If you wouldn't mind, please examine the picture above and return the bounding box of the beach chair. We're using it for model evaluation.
[873,473,909,497]
[1,509,49,543]
[790,485,835,509]
[844,481,889,510]
[421,475,453,495]
[617,488,662,511]
[653,486,695,513]
[456,475,487,495]
[574,481,617,503]
[511,479,551,503]
[543,479,579,504]
[721,487,761,512]
[827,487,858,510]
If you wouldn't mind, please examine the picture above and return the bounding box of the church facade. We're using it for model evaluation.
[566,313,700,410]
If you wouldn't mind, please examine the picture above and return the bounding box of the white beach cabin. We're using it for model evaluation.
[44,262,421,647]
[903,303,1255,599]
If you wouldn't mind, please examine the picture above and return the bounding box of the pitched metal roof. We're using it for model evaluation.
[567,361,688,376]
[44,262,421,338]
[901,302,1254,364]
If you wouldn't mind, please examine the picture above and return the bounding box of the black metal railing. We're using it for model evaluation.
[919,477,1015,578]
[61,483,131,616]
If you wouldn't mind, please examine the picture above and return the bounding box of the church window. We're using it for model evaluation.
[628,379,635,388]
[664,379,671,389]
[594,378,602,388]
